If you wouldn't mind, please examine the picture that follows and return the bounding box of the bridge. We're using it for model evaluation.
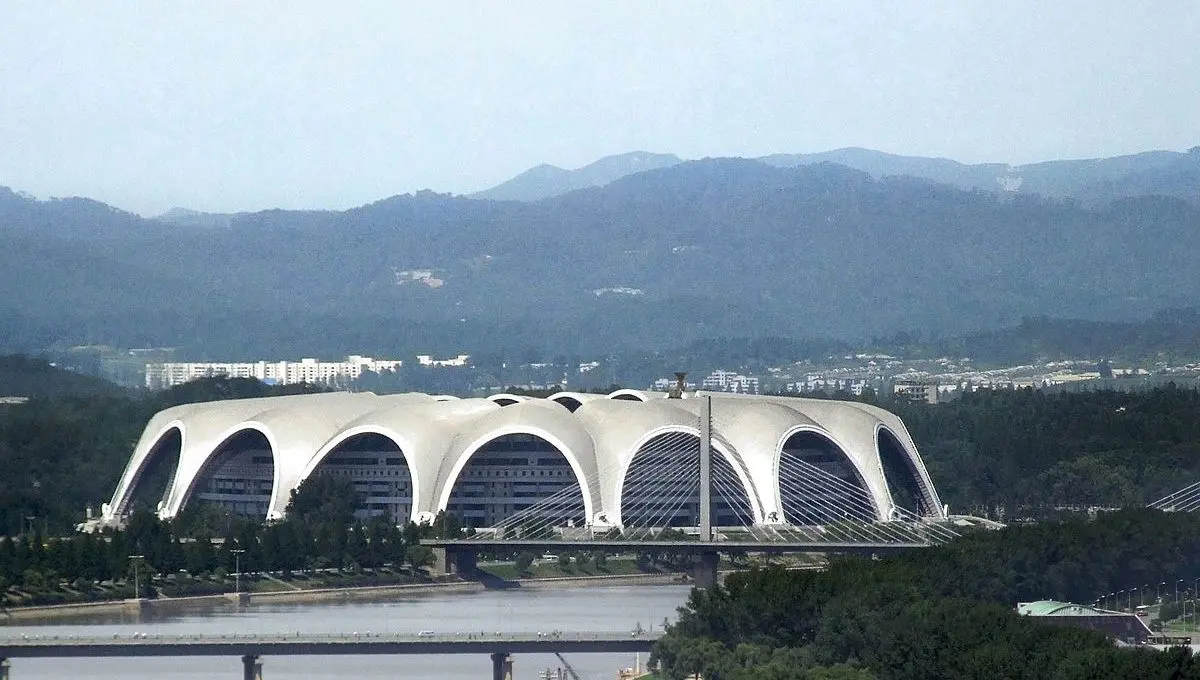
[0,631,660,680]
[420,396,963,588]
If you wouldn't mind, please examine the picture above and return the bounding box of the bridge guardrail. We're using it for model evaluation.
[0,630,664,648]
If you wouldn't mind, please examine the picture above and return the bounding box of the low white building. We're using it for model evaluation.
[145,355,402,389]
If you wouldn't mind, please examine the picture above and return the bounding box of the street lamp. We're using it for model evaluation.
[1185,580,1195,633]
[1177,579,1183,605]
[128,554,144,599]
[232,549,246,594]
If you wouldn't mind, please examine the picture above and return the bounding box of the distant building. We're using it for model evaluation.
[416,354,471,367]
[145,355,402,389]
[701,370,760,394]
[1017,600,1151,644]
[893,380,938,404]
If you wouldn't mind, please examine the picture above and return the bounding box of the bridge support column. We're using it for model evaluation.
[432,547,479,577]
[432,547,450,575]
[693,551,719,590]
[454,548,478,576]
[242,654,263,680]
[1,657,9,680]
[490,652,512,680]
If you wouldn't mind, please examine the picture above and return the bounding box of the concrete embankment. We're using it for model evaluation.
[1,572,686,623]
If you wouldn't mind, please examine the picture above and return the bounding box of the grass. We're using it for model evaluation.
[480,557,654,580]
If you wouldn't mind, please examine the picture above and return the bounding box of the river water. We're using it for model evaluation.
[1,584,692,680]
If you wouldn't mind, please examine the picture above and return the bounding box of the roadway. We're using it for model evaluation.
[422,538,931,554]
[0,630,661,659]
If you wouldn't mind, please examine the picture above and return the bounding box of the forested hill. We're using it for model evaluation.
[0,354,125,398]
[3,158,1200,358]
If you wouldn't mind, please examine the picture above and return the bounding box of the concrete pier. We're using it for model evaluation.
[1,657,10,680]
[432,546,479,576]
[490,652,512,680]
[242,654,262,680]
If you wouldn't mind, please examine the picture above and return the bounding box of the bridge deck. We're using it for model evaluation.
[422,539,931,553]
[0,631,660,658]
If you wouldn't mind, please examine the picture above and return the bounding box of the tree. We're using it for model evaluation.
[514,552,536,575]
[405,545,436,572]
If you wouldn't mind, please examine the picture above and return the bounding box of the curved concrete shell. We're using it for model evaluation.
[101,390,946,529]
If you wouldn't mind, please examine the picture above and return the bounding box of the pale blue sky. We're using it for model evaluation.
[1,1,1197,215]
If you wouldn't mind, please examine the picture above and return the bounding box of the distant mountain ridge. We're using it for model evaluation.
[471,150,683,201]
[476,146,1200,206]
[4,154,1200,361]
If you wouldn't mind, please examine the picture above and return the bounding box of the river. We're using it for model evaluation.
[1,584,692,680]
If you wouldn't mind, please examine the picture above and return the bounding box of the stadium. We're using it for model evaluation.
[98,389,945,532]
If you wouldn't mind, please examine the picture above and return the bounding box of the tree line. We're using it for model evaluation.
[654,508,1200,680]
[0,475,458,605]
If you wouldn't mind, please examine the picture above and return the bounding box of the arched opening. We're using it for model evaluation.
[877,428,934,516]
[493,398,518,407]
[445,433,585,531]
[310,433,413,524]
[180,430,274,520]
[778,431,876,524]
[619,431,754,530]
[121,429,182,515]
[611,394,643,402]
[553,397,583,412]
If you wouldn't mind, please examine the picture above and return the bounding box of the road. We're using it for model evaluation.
[0,630,662,658]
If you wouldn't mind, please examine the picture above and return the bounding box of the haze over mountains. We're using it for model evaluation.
[3,147,1200,360]
[464,146,1200,205]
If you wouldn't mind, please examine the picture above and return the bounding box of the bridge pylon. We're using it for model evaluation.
[242,654,263,680]
[492,652,513,680]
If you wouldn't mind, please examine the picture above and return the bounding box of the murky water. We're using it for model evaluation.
[1,584,691,680]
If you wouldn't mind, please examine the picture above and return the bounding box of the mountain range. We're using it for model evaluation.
[457,146,1200,205]
[3,147,1200,360]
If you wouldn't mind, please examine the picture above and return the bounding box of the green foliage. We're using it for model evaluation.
[514,551,536,575]
[286,475,363,528]
[655,509,1200,680]
[0,375,328,535]
[888,385,1200,518]
[0,354,126,399]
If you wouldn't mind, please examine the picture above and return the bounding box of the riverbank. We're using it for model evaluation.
[1,572,687,624]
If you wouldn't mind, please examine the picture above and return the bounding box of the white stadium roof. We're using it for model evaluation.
[102,390,944,527]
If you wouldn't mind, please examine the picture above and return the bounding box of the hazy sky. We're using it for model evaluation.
[2,2,1198,215]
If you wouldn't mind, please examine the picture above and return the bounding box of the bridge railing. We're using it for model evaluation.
[0,630,663,647]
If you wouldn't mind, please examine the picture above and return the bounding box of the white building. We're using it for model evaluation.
[145,355,402,389]
[701,370,760,394]
[416,354,471,368]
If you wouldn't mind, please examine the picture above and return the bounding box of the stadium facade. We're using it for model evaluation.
[99,390,945,531]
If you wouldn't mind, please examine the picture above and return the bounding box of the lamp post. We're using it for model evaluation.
[128,554,144,599]
[1177,579,1183,605]
[1130,587,1137,611]
[232,549,246,595]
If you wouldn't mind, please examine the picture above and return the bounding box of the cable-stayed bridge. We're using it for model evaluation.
[424,397,962,587]
[1149,482,1200,512]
